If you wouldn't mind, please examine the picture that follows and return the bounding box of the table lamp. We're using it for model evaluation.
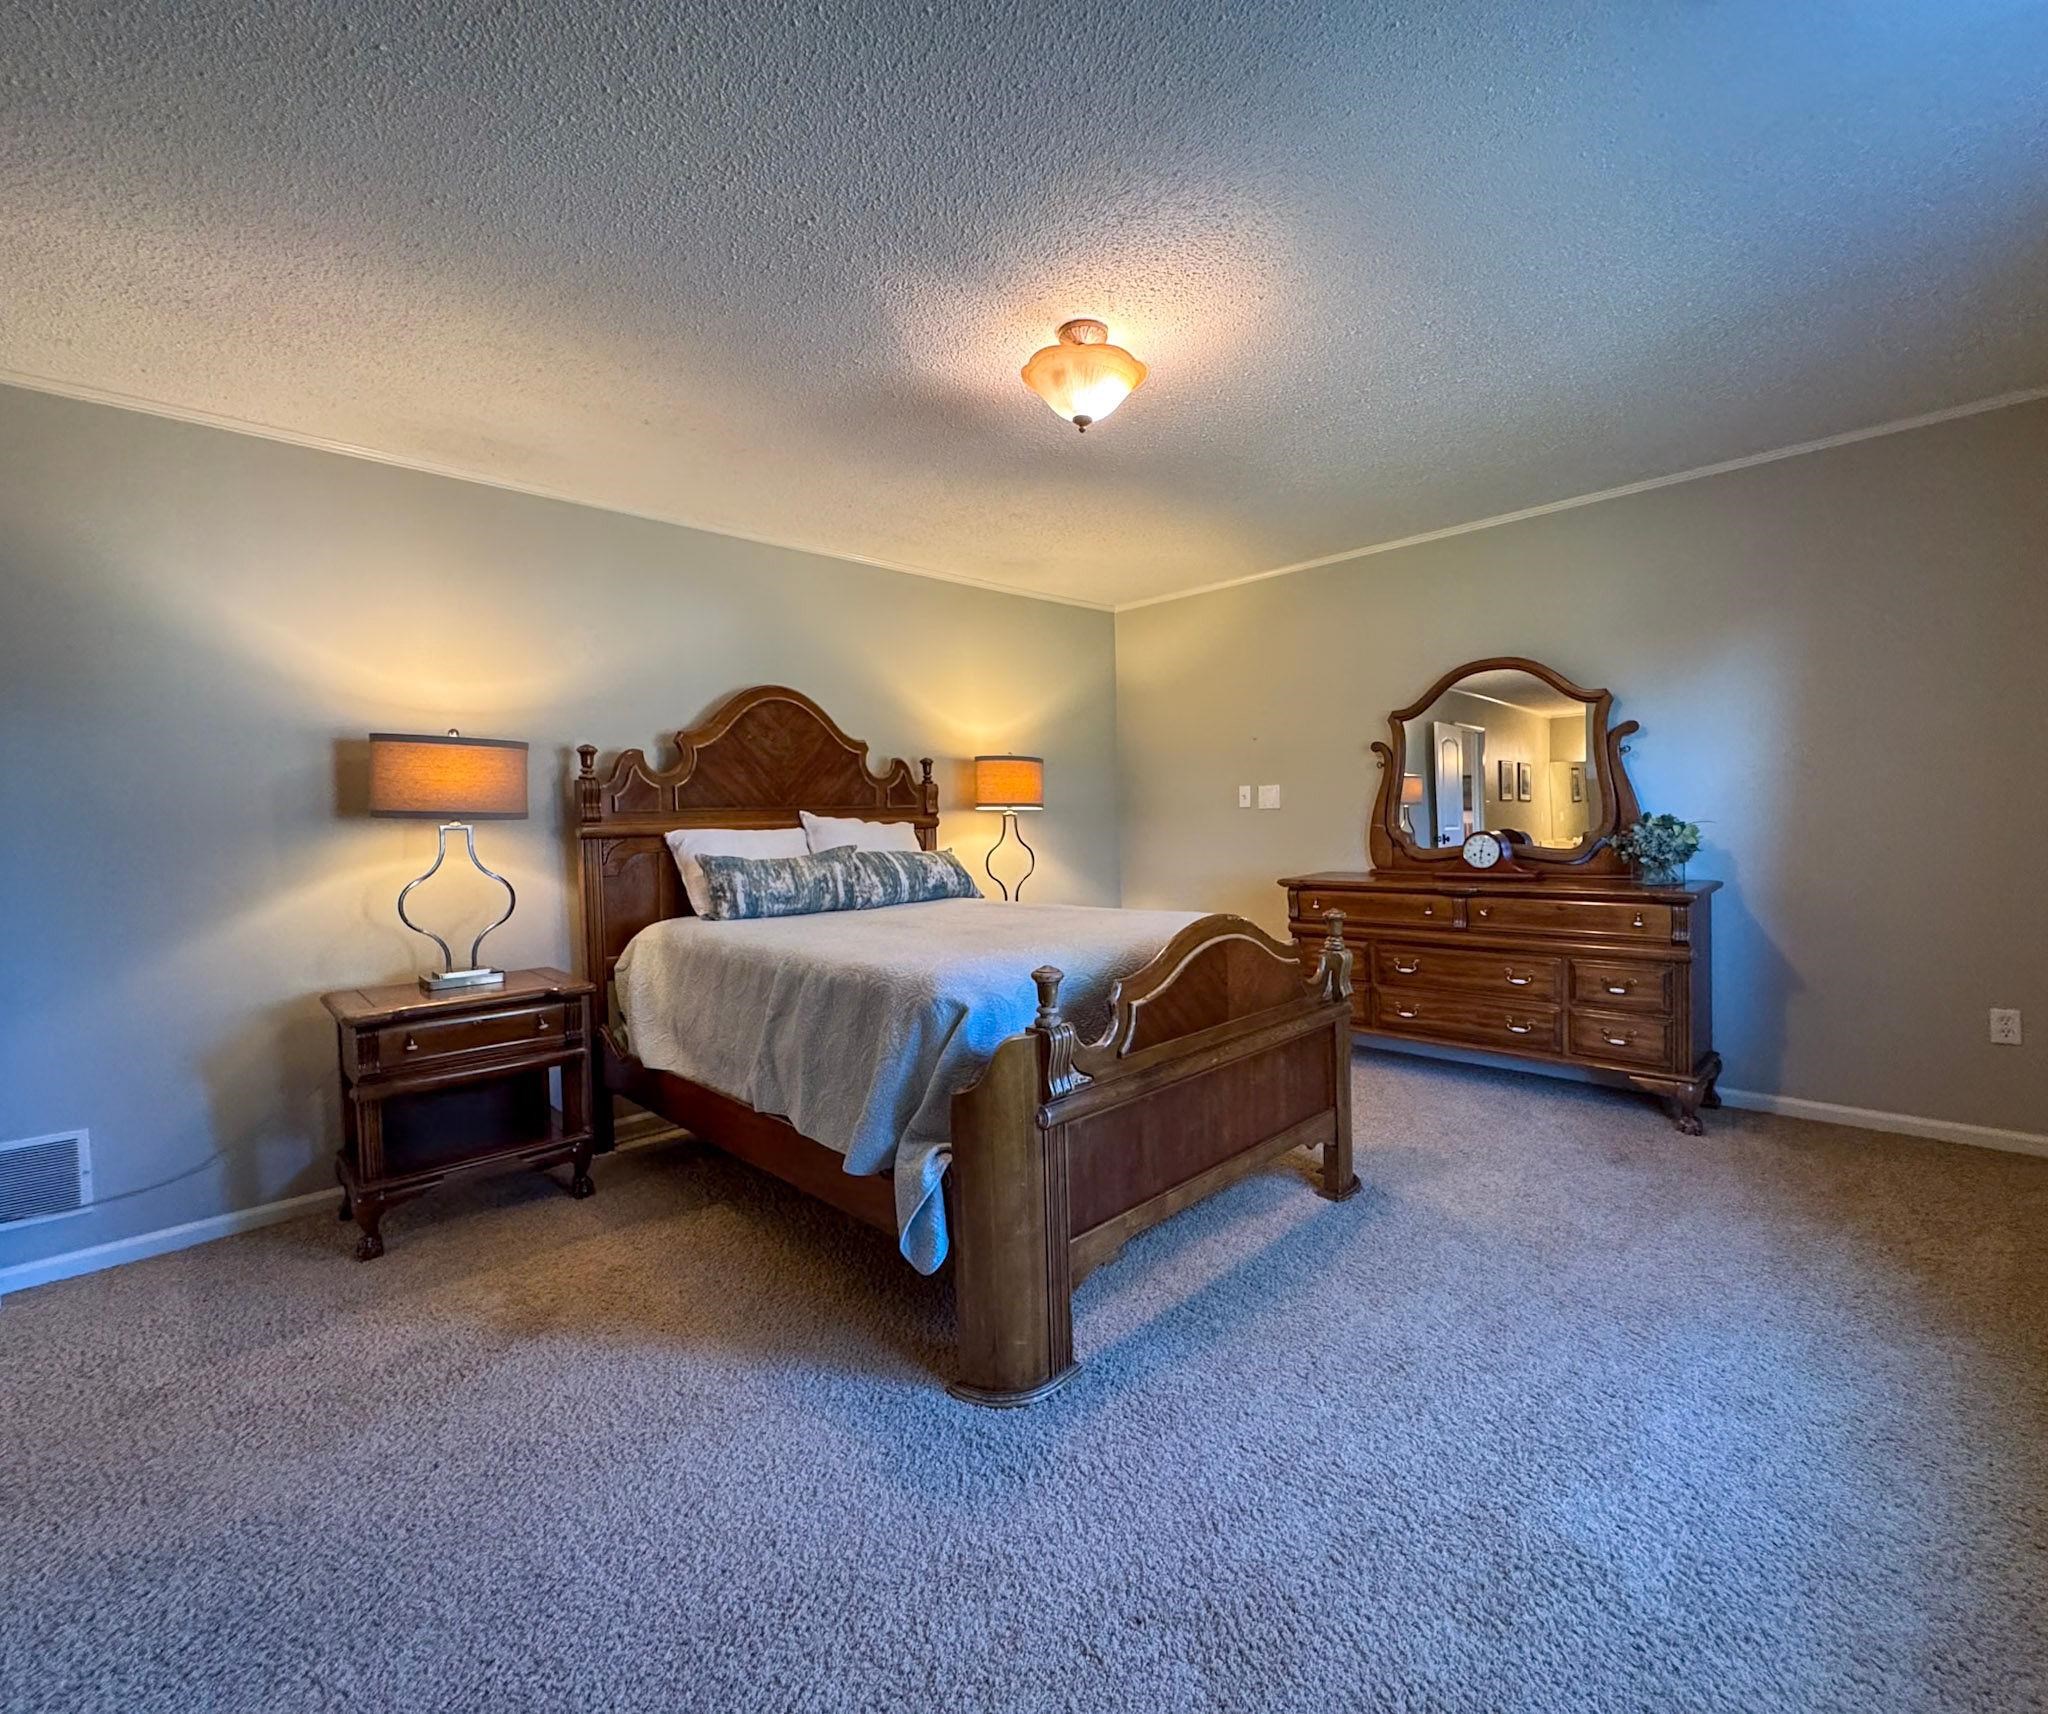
[1400,773,1425,841]
[973,753,1044,901]
[368,730,529,991]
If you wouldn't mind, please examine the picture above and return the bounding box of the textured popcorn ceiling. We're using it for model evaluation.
[4,2,2045,609]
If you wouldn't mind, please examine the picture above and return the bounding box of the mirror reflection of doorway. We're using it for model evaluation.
[1430,721,1486,848]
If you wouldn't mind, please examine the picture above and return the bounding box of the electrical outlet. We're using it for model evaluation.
[1238,785,1252,808]
[1257,784,1282,810]
[1990,1008,2022,1045]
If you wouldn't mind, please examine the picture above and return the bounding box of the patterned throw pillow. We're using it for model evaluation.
[695,846,859,920]
[849,848,983,910]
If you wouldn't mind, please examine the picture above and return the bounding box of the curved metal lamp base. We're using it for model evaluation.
[982,812,1038,902]
[395,821,517,992]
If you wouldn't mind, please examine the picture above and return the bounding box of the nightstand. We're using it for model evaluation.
[321,967,596,1260]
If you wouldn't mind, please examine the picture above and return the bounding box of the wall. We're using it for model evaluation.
[0,386,1120,1270]
[1116,399,2048,1134]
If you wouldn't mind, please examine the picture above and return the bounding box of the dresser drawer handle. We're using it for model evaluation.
[1504,969,1532,986]
[1631,913,1646,929]
[1422,905,1435,917]
[1477,906,1491,920]
[1605,980,1635,995]
[1392,958,1421,975]
[403,1034,419,1053]
[1602,1030,1635,1047]
[534,1016,549,1032]
[1393,1005,1421,1020]
[1505,1017,1537,1035]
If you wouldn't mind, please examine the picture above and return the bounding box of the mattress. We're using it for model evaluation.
[613,898,1200,1272]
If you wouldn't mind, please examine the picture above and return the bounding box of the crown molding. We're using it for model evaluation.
[0,368,1116,613]
[8,367,2041,617]
[1114,385,2048,613]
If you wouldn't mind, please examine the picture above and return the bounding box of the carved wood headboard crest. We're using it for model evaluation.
[574,685,939,988]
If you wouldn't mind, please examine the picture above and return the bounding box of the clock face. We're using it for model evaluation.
[1463,832,1503,869]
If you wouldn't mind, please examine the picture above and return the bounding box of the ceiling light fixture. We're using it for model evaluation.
[1020,319,1147,432]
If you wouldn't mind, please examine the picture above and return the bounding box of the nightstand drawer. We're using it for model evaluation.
[375,1002,571,1069]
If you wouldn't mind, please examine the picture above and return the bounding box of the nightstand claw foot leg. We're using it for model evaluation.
[567,1143,595,1199]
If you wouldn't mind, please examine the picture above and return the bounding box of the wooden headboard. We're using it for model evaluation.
[574,685,939,991]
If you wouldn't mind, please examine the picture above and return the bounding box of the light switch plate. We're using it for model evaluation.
[1238,785,1252,808]
[1257,784,1282,810]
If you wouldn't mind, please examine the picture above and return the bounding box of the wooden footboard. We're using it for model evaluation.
[946,911,1357,1406]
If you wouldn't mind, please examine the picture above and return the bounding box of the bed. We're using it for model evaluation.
[575,685,1358,1405]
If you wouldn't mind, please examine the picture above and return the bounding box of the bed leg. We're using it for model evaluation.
[1315,917,1361,1202]
[946,1031,1078,1407]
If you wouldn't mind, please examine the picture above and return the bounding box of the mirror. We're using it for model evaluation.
[1370,658,1638,873]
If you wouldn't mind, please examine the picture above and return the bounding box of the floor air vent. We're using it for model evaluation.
[0,1131,92,1226]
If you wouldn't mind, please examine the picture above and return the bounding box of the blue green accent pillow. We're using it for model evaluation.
[849,848,983,910]
[696,846,858,920]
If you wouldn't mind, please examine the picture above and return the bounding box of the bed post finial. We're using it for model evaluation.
[1029,966,1084,1100]
[576,745,600,823]
[1316,910,1354,1002]
[919,756,937,815]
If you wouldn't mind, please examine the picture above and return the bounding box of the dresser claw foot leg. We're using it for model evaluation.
[351,1198,386,1261]
[570,1170,595,1199]
[1674,1106,1705,1137]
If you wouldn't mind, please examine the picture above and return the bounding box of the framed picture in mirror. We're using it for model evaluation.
[1516,762,1533,802]
[1497,760,1514,800]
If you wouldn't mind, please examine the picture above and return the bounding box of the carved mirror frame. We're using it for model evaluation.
[1367,655,1641,875]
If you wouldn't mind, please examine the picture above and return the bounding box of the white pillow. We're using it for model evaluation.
[665,825,811,916]
[799,811,923,855]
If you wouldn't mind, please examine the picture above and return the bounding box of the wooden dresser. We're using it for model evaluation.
[1282,872,1721,1132]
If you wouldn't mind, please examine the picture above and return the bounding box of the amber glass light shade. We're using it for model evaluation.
[1400,774,1426,807]
[368,732,529,819]
[1019,319,1147,431]
[974,754,1045,812]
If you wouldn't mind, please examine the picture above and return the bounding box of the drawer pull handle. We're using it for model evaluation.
[1504,970,1532,986]
[1394,1006,1420,1020]
[535,1017,549,1032]
[1505,1018,1536,1035]
[1631,913,1646,928]
[1393,958,1421,975]
[403,1034,419,1053]
[1603,1030,1634,1047]
[1605,980,1635,995]
[1477,906,1491,920]
[1422,905,1435,917]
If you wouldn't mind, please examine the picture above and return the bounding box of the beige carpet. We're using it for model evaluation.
[2,1053,2043,1713]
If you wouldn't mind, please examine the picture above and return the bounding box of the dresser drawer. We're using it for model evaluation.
[1303,889,1455,929]
[374,1002,572,1070]
[1569,957,1675,1014]
[1568,1010,1680,1071]
[1371,988,1561,1055]
[1376,942,1560,1001]
[1468,895,1673,941]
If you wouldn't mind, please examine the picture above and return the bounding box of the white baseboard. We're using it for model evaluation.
[0,1114,694,1301]
[8,1087,2031,1301]
[0,1186,339,1299]
[1714,1088,2048,1159]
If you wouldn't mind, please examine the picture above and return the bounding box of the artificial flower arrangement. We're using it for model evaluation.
[1612,813,1701,885]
